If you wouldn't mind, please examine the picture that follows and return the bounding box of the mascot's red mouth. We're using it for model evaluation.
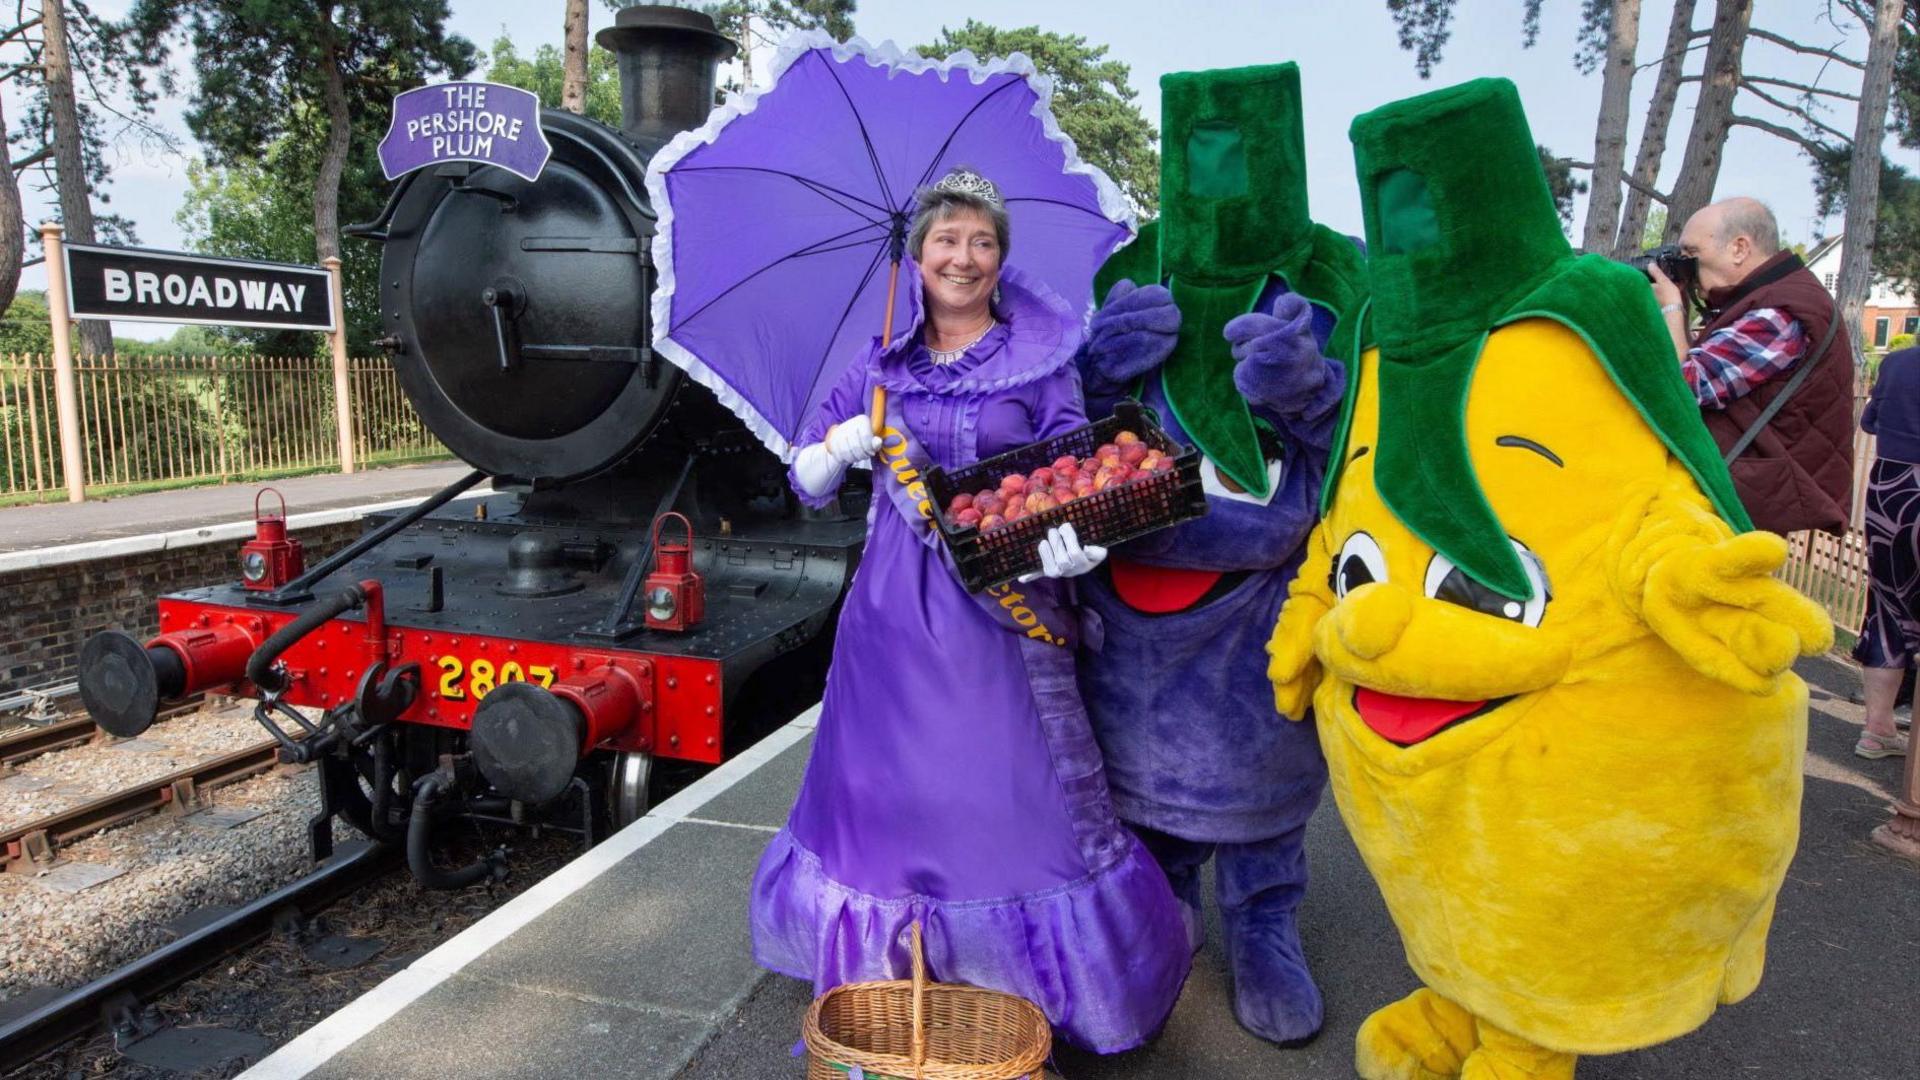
[1352,688,1513,746]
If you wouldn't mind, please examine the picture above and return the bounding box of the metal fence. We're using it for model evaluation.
[0,353,444,502]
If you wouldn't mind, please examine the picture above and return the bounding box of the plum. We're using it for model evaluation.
[1095,443,1119,461]
[955,506,983,527]
[1004,493,1026,516]
[1029,466,1055,488]
[1147,456,1176,473]
[1000,473,1028,494]
[1114,430,1142,446]
[1119,443,1149,466]
[980,513,1005,530]
[1025,491,1056,513]
[1052,454,1078,472]
[975,491,1005,516]
[948,492,975,515]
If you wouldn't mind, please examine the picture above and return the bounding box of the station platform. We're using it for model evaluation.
[240,652,1919,1080]
[0,462,477,566]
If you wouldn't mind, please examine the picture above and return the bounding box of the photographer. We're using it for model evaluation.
[1645,197,1853,535]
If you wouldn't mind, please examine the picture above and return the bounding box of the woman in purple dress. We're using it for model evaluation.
[751,170,1191,1052]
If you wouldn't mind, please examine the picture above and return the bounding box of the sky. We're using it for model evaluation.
[4,0,1907,340]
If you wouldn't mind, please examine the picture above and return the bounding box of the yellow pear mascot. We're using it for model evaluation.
[1266,79,1832,1079]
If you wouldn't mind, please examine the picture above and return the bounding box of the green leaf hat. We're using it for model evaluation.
[1094,63,1367,496]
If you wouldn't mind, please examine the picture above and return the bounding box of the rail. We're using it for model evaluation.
[1,738,281,872]
[0,840,397,1067]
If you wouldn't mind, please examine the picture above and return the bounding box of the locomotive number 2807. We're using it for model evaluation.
[435,655,557,701]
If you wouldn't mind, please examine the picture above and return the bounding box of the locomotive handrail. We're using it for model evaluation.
[342,172,418,243]
[265,468,487,604]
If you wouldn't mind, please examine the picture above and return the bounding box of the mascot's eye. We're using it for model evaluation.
[1332,532,1388,599]
[1421,540,1551,628]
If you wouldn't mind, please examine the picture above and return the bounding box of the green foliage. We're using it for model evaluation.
[0,292,64,355]
[1890,332,1916,352]
[484,35,623,127]
[120,2,476,172]
[1809,142,1920,295]
[916,22,1159,213]
[1537,144,1587,233]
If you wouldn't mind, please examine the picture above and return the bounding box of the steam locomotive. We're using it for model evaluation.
[73,5,866,887]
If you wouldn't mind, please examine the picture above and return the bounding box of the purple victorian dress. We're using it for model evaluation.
[750,267,1191,1053]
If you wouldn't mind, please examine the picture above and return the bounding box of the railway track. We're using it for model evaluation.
[0,736,284,874]
[0,695,207,769]
[0,840,399,1068]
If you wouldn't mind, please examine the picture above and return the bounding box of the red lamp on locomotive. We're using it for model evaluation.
[643,512,704,632]
[239,488,304,591]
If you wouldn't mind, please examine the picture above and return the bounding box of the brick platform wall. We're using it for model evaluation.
[1,521,366,695]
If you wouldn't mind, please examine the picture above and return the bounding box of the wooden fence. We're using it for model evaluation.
[0,353,444,503]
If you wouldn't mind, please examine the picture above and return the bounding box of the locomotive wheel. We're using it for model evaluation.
[607,751,655,830]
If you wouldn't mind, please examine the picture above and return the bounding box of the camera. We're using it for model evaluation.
[1627,244,1698,286]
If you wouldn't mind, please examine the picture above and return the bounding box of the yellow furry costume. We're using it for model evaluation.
[1266,80,1832,1079]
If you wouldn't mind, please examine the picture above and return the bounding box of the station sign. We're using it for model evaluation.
[62,244,335,331]
[378,81,552,183]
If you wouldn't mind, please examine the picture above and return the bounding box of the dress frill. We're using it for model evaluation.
[751,826,1189,1054]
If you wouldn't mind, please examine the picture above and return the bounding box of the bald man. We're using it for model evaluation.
[1645,197,1854,535]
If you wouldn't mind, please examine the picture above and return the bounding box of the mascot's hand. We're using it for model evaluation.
[1621,488,1833,693]
[1225,293,1338,416]
[1267,523,1336,720]
[1084,280,1180,393]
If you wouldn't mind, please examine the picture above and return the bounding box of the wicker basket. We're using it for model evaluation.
[802,923,1050,1080]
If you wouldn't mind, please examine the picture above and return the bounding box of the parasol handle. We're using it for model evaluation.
[869,259,902,441]
[909,920,926,1078]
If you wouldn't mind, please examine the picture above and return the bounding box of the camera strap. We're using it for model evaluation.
[1723,309,1845,465]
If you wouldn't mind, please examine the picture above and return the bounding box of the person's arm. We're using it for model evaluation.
[789,352,880,505]
[1679,309,1806,410]
[1647,264,1690,364]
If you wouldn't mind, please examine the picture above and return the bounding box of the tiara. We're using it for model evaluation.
[933,169,1003,208]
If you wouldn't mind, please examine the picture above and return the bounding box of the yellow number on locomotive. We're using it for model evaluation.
[437,655,465,700]
[433,655,555,700]
[470,659,496,698]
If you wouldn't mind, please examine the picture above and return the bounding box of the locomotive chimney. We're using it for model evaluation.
[596,5,737,147]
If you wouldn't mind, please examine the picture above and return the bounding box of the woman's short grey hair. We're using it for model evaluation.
[907,172,1012,261]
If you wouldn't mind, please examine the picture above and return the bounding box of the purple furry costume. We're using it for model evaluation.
[1077,279,1343,1045]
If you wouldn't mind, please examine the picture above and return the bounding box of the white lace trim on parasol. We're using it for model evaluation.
[644,30,1139,463]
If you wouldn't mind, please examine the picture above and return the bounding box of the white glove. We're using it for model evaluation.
[1020,522,1107,582]
[792,442,843,498]
[826,415,881,466]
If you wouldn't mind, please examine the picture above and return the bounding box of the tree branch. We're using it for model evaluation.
[1731,114,1837,155]
[1739,81,1855,143]
[1639,39,1710,71]
[1564,159,1671,203]
[0,60,41,83]
[10,145,50,171]
[1746,27,1866,70]
[0,14,40,42]
[1740,73,1860,101]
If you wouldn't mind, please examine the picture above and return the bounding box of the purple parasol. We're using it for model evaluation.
[645,34,1135,460]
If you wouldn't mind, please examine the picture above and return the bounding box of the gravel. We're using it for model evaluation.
[0,765,320,1002]
[0,700,275,833]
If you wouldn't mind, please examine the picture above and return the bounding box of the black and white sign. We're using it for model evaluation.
[62,244,336,331]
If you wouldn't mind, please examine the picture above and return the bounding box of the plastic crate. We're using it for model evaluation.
[925,402,1207,592]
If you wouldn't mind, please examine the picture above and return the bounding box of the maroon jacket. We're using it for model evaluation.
[1696,251,1854,535]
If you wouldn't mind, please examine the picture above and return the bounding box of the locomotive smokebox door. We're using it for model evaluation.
[240,487,304,591]
[643,512,703,631]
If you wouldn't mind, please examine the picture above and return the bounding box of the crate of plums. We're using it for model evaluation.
[926,401,1208,592]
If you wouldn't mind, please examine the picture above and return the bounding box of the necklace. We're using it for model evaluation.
[926,320,994,366]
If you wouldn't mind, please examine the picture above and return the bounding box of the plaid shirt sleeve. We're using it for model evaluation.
[1680,307,1807,410]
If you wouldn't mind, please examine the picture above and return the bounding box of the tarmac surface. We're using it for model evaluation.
[0,462,476,556]
[245,652,1919,1080]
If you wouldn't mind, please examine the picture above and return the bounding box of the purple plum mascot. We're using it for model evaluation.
[1077,64,1365,1046]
